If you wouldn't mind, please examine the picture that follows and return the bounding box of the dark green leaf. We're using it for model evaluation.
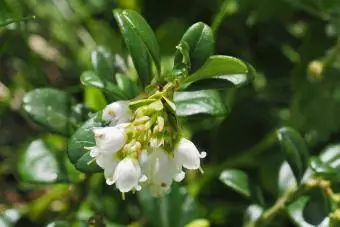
[18,139,60,183]
[115,73,140,99]
[302,188,331,226]
[138,184,201,227]
[113,9,160,86]
[276,127,309,182]
[174,22,214,72]
[174,90,227,116]
[22,88,72,135]
[183,55,250,89]
[219,169,251,197]
[80,71,128,100]
[0,3,35,28]
[67,113,103,173]
[91,47,115,81]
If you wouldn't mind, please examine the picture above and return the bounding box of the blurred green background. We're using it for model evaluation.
[1,0,340,226]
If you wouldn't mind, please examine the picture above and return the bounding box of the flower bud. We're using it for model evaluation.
[102,101,132,125]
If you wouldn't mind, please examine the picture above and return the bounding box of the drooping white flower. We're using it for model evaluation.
[93,125,127,153]
[141,148,185,196]
[107,157,145,193]
[174,138,206,170]
[102,101,132,125]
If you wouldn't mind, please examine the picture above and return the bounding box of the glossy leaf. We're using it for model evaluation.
[276,127,309,182]
[183,55,249,86]
[138,185,201,227]
[80,71,128,100]
[22,88,71,135]
[67,113,103,173]
[243,204,264,227]
[174,90,227,116]
[113,9,160,86]
[219,169,250,197]
[320,144,340,166]
[91,47,114,81]
[115,73,140,99]
[46,221,70,227]
[174,22,214,72]
[0,209,20,227]
[18,139,60,183]
[278,161,297,195]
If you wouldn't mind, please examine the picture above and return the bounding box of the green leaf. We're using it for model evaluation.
[113,9,161,86]
[22,88,72,135]
[219,169,250,197]
[80,71,129,100]
[320,144,340,166]
[46,221,70,227]
[67,113,103,173]
[174,22,214,73]
[0,3,35,28]
[18,139,61,183]
[138,184,201,227]
[174,90,227,116]
[183,55,250,86]
[278,162,297,195]
[91,47,115,81]
[276,127,309,182]
[243,204,264,227]
[84,87,107,112]
[115,73,140,99]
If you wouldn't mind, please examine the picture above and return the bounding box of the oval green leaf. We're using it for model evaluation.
[276,127,309,182]
[174,90,227,116]
[113,9,160,86]
[80,71,128,100]
[183,55,249,86]
[67,113,103,173]
[219,169,250,197]
[278,161,297,195]
[174,22,214,73]
[22,88,71,135]
[18,139,60,183]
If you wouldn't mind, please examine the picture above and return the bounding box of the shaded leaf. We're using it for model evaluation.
[67,113,103,173]
[91,47,115,81]
[22,88,72,135]
[138,184,201,227]
[18,139,60,183]
[174,90,227,116]
[276,127,309,182]
[174,22,214,73]
[219,169,250,197]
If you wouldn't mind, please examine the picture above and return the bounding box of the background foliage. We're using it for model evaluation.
[1,0,340,226]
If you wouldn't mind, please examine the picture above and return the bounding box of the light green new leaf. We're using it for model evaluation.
[174,90,227,116]
[174,22,214,72]
[113,9,160,86]
[183,55,250,88]
[22,88,71,135]
[18,139,60,183]
[276,127,309,182]
[67,113,103,173]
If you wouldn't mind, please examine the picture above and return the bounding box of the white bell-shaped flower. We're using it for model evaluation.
[174,138,206,170]
[93,125,126,153]
[142,148,185,197]
[108,157,144,193]
[102,101,132,125]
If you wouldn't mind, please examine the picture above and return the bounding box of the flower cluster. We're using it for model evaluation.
[87,98,206,197]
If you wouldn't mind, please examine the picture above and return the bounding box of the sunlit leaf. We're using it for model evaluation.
[174,90,227,116]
